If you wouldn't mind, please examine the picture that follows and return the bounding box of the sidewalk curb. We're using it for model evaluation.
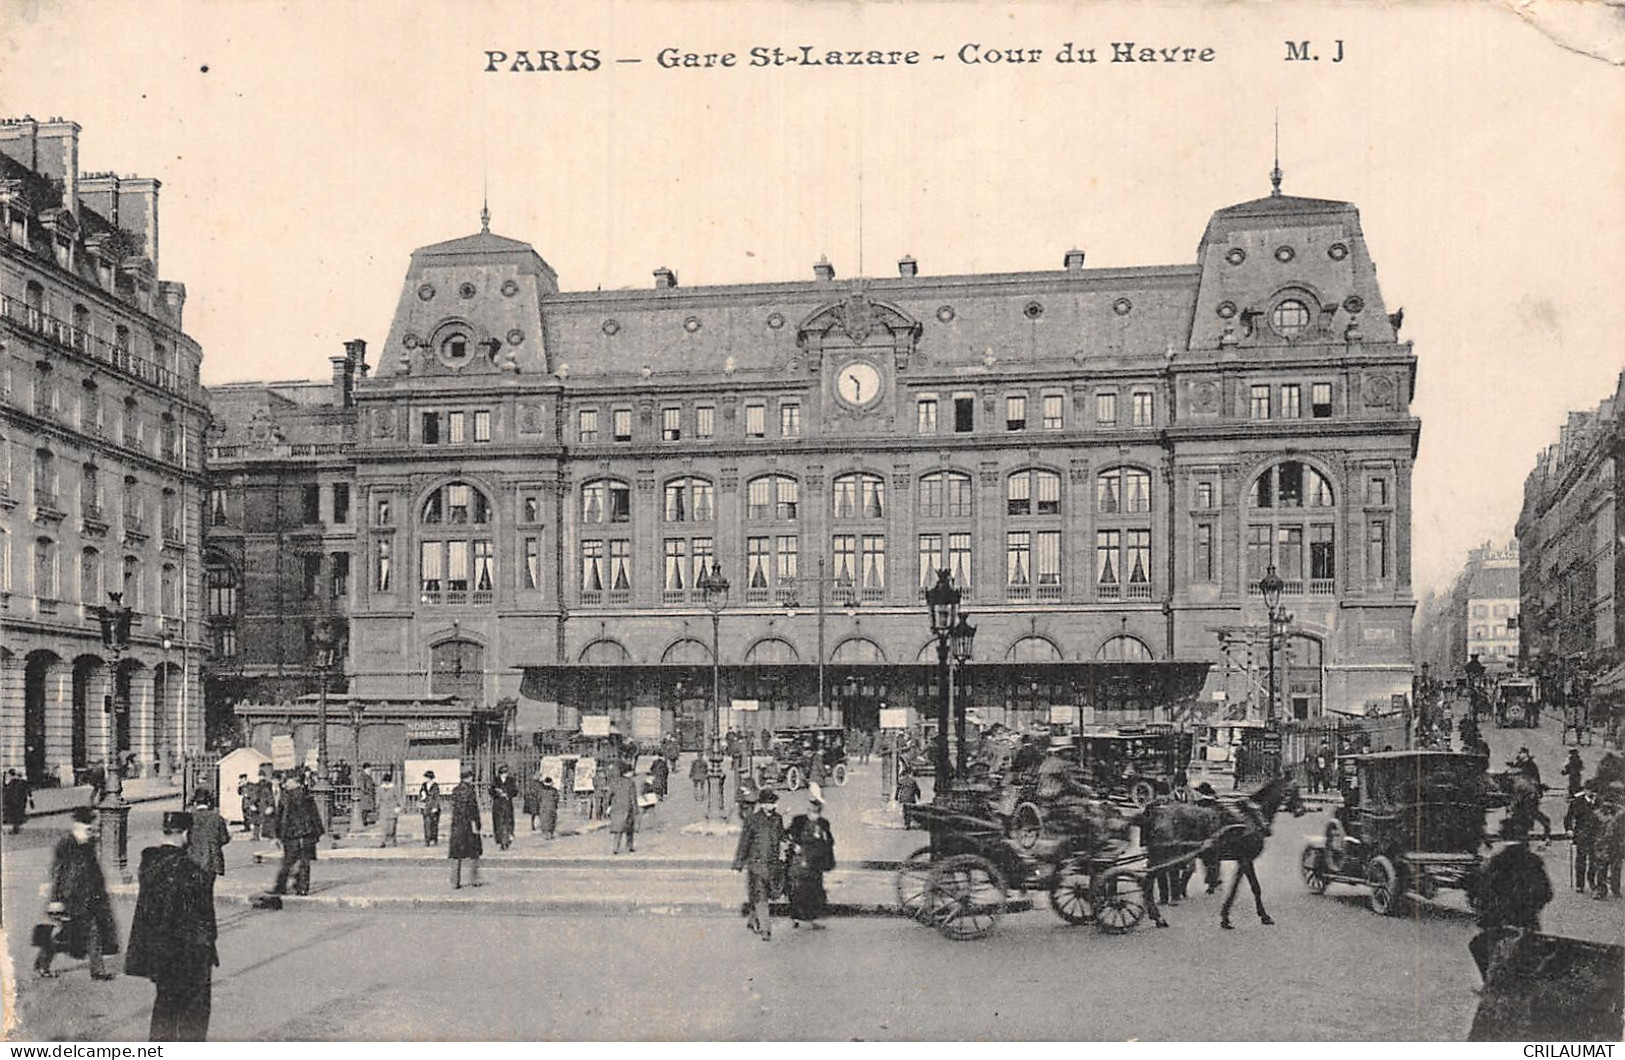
[281,850,913,873]
[198,892,1033,918]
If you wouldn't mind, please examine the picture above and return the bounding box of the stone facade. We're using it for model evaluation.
[205,180,1419,743]
[0,117,207,783]
[1417,540,1520,678]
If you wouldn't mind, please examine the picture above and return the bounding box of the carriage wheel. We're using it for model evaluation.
[784,766,803,791]
[832,763,848,787]
[1090,869,1148,934]
[1047,858,1095,925]
[894,846,935,923]
[925,854,1007,940]
[1129,780,1157,808]
[1300,846,1329,895]
[1012,801,1043,850]
[1367,855,1403,916]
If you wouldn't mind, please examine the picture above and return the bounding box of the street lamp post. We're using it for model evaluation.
[310,619,337,839]
[1258,565,1287,723]
[949,613,977,777]
[925,570,963,786]
[698,560,730,819]
[94,592,134,883]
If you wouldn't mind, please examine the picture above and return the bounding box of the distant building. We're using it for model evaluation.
[1417,540,1520,677]
[0,117,208,784]
[1515,374,1624,667]
[205,174,1421,756]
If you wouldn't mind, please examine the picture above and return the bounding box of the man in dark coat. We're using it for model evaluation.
[249,770,276,840]
[449,769,483,888]
[125,812,218,1041]
[1470,815,1554,977]
[3,769,31,833]
[786,790,836,928]
[608,764,639,854]
[419,770,443,845]
[732,789,786,940]
[1566,783,1600,893]
[690,754,708,802]
[36,807,118,979]
[184,790,231,886]
[1562,750,1586,797]
[649,755,670,798]
[522,771,544,831]
[270,774,324,897]
[490,765,518,851]
[536,776,560,839]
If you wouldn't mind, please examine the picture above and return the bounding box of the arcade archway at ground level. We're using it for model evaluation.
[24,650,64,784]
[519,660,1213,744]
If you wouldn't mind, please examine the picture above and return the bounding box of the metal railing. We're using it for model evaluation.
[205,441,355,462]
[0,296,193,397]
[1125,582,1154,601]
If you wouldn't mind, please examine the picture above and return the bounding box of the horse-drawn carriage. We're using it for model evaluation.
[1302,750,1490,915]
[892,784,1149,939]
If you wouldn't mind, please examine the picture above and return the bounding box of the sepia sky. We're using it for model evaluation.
[3,0,1622,598]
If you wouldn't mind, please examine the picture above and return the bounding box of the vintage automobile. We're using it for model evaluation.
[766,726,849,790]
[1075,728,1195,807]
[1301,749,1490,915]
[1496,678,1539,729]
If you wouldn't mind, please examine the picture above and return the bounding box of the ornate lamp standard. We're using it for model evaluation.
[1258,565,1289,722]
[309,618,338,838]
[949,612,977,776]
[94,592,134,882]
[697,560,730,819]
[925,569,963,785]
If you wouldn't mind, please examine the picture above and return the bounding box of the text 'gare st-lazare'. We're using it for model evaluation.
[483,43,1218,73]
[207,168,1416,758]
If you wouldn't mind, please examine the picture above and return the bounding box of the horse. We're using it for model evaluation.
[1134,774,1302,930]
[1487,771,1552,843]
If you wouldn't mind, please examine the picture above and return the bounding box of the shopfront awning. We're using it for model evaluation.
[1591,662,1625,695]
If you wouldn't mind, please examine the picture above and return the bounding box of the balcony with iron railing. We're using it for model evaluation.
[33,486,62,517]
[205,441,355,463]
[124,513,149,542]
[0,296,194,398]
[81,501,107,528]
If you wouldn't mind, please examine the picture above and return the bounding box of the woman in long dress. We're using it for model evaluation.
[785,789,836,928]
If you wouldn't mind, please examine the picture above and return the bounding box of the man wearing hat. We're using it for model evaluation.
[1470,815,1552,977]
[125,812,218,1041]
[732,788,786,940]
[36,806,118,979]
[419,769,443,846]
[269,773,324,898]
[185,790,231,888]
[448,767,483,889]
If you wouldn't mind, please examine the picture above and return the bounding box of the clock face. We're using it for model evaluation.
[836,361,883,408]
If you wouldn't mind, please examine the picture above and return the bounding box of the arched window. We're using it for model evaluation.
[33,449,56,508]
[663,476,714,522]
[918,471,973,519]
[1007,469,1061,517]
[1096,467,1151,515]
[123,555,141,610]
[746,475,799,521]
[24,281,44,329]
[580,478,630,524]
[421,481,491,525]
[80,548,101,604]
[1097,634,1153,662]
[832,472,885,519]
[160,563,178,617]
[71,304,90,350]
[1247,461,1338,596]
[419,482,496,605]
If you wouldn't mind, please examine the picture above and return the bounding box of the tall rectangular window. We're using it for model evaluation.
[745,404,766,438]
[613,409,632,443]
[1126,530,1152,593]
[779,402,801,437]
[1132,391,1153,427]
[946,475,972,518]
[523,537,541,590]
[581,541,605,593]
[1194,480,1215,510]
[953,396,974,433]
[948,533,972,593]
[522,496,540,522]
[1035,530,1061,588]
[302,485,321,524]
[608,540,631,592]
[330,552,350,599]
[692,537,714,587]
[695,406,715,440]
[917,398,938,434]
[578,409,599,444]
[860,535,886,593]
[1007,531,1031,587]
[919,533,944,589]
[332,484,351,524]
[447,411,466,444]
[376,537,393,591]
[746,536,771,590]
[1096,392,1117,426]
[1367,476,1389,506]
[1042,393,1064,430]
[375,495,393,526]
[1006,395,1026,432]
[1247,525,1271,585]
[1369,520,1389,581]
[209,488,227,526]
[1277,526,1304,581]
[446,541,470,592]
[1095,530,1120,593]
[920,476,944,518]
[832,534,857,586]
[1281,384,1301,419]
[1250,385,1272,420]
[662,407,682,442]
[473,541,494,592]
[1312,383,1333,418]
[1310,524,1336,584]
[422,411,441,444]
[1195,523,1215,582]
[473,410,491,442]
[775,536,798,584]
[663,539,688,592]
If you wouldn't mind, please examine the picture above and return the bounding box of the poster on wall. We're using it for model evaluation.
[270,734,296,771]
[879,708,909,730]
[581,715,612,737]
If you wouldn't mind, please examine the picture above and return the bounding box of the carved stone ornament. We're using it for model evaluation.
[1192,382,1220,414]
[1364,374,1396,408]
[836,289,878,344]
[375,409,395,438]
[519,404,544,434]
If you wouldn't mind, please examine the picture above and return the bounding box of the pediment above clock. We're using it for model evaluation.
[796,290,922,351]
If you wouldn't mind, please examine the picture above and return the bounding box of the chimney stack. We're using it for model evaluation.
[1063,248,1086,271]
[653,266,678,289]
[897,255,918,278]
[0,117,80,215]
[158,281,187,331]
[813,256,835,282]
[334,339,368,406]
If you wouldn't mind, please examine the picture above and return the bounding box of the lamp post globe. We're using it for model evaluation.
[924,570,962,785]
[697,561,730,819]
